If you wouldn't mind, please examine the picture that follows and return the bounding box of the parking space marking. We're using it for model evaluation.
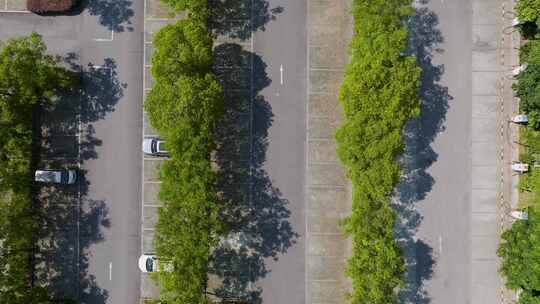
[144,181,162,184]
[143,203,161,208]
[280,64,284,85]
[94,30,114,42]
[109,262,113,280]
[143,157,167,161]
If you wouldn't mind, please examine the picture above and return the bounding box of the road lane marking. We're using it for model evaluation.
[280,64,284,85]
[109,262,112,280]
[439,235,443,254]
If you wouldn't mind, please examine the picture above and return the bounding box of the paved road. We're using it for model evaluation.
[401,0,472,303]
[81,5,144,304]
[0,3,143,303]
[251,0,307,302]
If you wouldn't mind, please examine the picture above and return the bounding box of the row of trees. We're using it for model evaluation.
[0,33,77,303]
[146,1,225,303]
[516,0,540,38]
[335,0,421,303]
[499,9,540,301]
[515,40,540,129]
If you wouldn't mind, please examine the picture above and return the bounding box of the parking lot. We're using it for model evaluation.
[33,63,122,301]
[140,0,178,298]
[0,0,143,301]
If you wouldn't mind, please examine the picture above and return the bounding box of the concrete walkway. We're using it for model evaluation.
[470,0,517,302]
[306,0,352,303]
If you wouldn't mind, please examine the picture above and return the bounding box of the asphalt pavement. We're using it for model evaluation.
[0,2,143,303]
[251,0,307,302]
[81,5,144,304]
[398,0,473,303]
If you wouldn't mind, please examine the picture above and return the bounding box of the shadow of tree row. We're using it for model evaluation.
[85,0,134,32]
[395,3,451,303]
[208,43,297,303]
[33,56,125,303]
[209,0,283,40]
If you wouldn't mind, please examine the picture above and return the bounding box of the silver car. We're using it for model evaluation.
[34,169,77,185]
[142,137,168,156]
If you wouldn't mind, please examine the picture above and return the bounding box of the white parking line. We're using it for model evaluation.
[280,64,284,85]
[94,30,114,42]
[143,203,162,208]
[109,262,113,280]
[143,157,168,161]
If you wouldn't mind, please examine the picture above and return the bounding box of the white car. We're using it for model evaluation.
[34,169,76,184]
[138,254,172,273]
[512,64,528,76]
[142,137,168,156]
[511,114,529,124]
[512,163,529,173]
[511,210,528,220]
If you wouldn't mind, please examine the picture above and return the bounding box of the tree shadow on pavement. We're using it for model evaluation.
[395,4,451,303]
[33,56,124,303]
[209,43,298,303]
[86,0,134,32]
[209,0,283,40]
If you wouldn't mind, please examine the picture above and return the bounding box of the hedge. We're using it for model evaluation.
[145,4,225,303]
[515,40,540,129]
[498,128,540,303]
[499,40,540,303]
[336,0,421,303]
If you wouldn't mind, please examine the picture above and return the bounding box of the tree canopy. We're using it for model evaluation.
[0,33,77,304]
[336,0,421,302]
[145,3,225,302]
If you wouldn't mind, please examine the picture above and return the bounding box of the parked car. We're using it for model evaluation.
[34,169,76,185]
[511,210,528,220]
[142,137,169,156]
[138,254,173,273]
[511,114,529,124]
[512,163,529,173]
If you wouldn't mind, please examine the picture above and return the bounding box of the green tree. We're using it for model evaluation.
[0,33,76,304]
[144,73,223,139]
[159,0,206,13]
[516,0,540,25]
[151,19,213,83]
[499,214,540,291]
[335,0,421,302]
[516,41,540,129]
[145,13,225,302]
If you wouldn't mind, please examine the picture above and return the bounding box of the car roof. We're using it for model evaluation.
[35,170,62,182]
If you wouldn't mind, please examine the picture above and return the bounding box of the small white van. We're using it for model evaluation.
[34,169,77,185]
